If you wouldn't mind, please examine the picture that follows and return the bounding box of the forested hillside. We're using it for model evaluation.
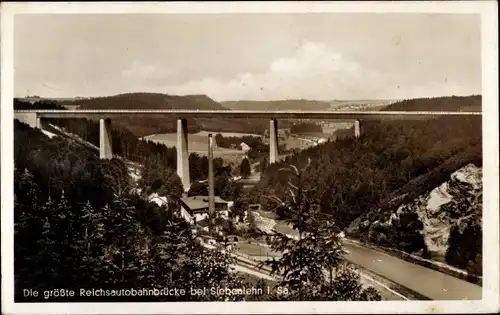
[243,95,482,274]
[14,99,67,110]
[13,119,255,302]
[69,93,227,110]
[381,95,482,112]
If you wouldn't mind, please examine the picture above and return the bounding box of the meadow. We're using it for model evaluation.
[142,131,253,166]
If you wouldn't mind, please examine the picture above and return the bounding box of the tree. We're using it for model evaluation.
[175,244,247,301]
[259,156,268,173]
[138,157,183,199]
[262,159,342,298]
[103,195,149,287]
[73,201,108,287]
[323,263,382,301]
[214,174,236,201]
[188,181,209,196]
[246,209,259,236]
[240,157,251,178]
[261,159,381,301]
[214,133,224,148]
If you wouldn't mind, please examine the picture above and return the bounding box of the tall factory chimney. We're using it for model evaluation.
[208,133,215,235]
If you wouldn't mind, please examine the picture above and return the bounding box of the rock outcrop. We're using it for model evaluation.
[347,164,482,272]
[413,163,482,255]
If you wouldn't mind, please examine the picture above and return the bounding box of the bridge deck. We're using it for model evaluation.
[14,109,481,120]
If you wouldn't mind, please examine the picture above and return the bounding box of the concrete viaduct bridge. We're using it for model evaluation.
[14,109,481,191]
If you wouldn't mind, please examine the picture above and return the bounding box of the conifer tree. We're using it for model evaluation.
[240,157,251,178]
[262,159,381,301]
[104,194,148,288]
[34,217,59,289]
[73,201,108,287]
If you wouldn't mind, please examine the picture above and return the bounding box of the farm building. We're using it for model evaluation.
[180,195,230,223]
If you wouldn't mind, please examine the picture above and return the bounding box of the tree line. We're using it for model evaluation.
[214,133,269,163]
[214,133,264,150]
[289,122,323,134]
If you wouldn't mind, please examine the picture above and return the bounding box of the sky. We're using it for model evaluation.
[14,13,481,101]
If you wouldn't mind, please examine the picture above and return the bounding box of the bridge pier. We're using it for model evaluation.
[354,120,361,139]
[269,118,279,164]
[99,118,113,159]
[177,118,190,192]
[36,117,51,130]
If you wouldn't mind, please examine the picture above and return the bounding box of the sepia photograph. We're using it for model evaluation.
[1,1,498,314]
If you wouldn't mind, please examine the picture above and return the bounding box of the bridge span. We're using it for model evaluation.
[14,109,482,191]
[15,109,481,120]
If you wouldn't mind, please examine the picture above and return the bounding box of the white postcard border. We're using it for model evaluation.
[1,1,498,314]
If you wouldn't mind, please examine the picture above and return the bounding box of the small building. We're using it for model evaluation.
[180,195,230,223]
[240,142,251,152]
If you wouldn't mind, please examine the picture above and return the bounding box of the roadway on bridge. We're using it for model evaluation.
[343,241,482,300]
[17,109,482,120]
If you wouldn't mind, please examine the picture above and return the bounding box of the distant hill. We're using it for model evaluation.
[382,95,482,112]
[62,93,228,110]
[222,99,331,111]
[14,93,270,137]
[18,96,91,102]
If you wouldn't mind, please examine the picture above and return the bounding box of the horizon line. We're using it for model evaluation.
[14,92,482,103]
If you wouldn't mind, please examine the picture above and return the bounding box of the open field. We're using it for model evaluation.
[143,131,262,149]
[143,132,246,154]
[143,131,249,166]
[282,136,318,151]
[145,130,322,156]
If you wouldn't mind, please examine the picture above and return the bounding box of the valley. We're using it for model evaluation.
[12,94,483,302]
